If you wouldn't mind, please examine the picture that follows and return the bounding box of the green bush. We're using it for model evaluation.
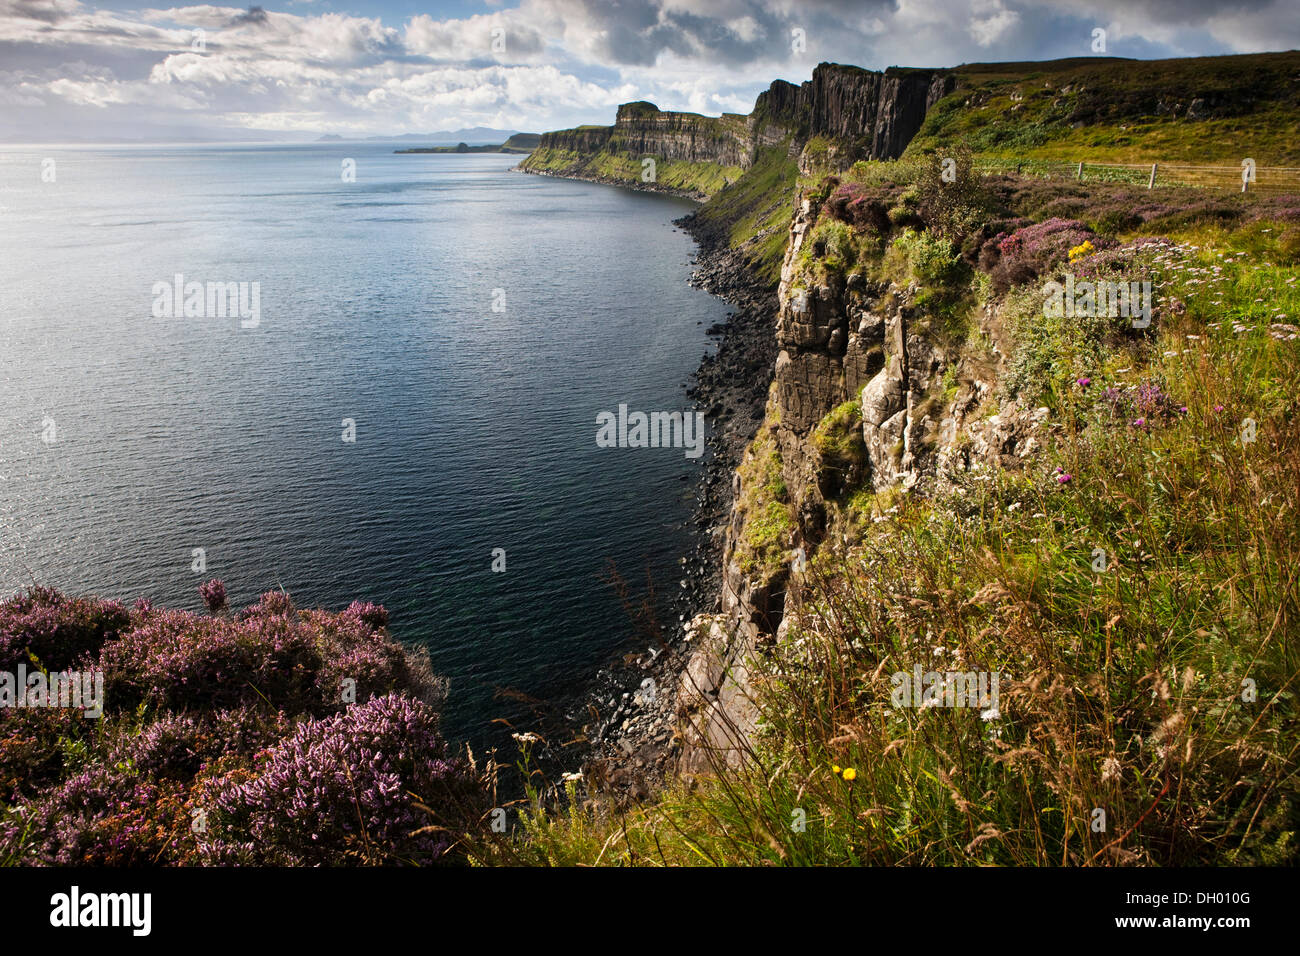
[892,228,967,292]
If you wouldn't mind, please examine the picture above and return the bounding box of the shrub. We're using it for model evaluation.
[805,217,857,273]
[0,589,486,865]
[980,217,1112,293]
[198,579,227,615]
[0,588,129,671]
[892,228,967,292]
[200,694,483,866]
[100,607,324,713]
[824,181,892,235]
[914,147,994,244]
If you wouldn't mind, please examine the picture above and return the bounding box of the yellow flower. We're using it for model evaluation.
[832,764,842,775]
[842,768,857,781]
[1068,239,1096,263]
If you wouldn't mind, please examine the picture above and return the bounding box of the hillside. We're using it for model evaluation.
[909,52,1300,164]
[505,51,1300,866]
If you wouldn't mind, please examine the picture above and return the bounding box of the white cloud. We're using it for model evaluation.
[969,0,1020,47]
[0,0,1293,141]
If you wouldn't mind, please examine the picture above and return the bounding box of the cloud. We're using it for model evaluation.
[228,5,267,26]
[969,0,1020,47]
[0,0,1295,142]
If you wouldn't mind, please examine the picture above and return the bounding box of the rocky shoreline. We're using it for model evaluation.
[564,205,778,804]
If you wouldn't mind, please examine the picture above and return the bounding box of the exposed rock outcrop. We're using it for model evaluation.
[522,63,955,197]
[755,65,955,162]
[674,183,1053,775]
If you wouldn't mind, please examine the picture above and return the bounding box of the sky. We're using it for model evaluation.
[1,0,1297,142]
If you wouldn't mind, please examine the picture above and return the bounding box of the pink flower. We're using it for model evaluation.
[1077,377,1091,387]
[1056,473,1073,484]
[1132,417,1146,428]
[199,579,227,614]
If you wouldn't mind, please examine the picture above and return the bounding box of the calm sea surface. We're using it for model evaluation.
[0,144,728,744]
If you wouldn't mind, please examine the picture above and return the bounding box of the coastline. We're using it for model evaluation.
[522,161,778,801]
[517,164,715,203]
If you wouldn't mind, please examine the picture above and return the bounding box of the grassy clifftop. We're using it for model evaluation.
[908,51,1300,164]
[503,148,1300,865]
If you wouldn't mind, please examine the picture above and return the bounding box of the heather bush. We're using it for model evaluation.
[307,605,441,706]
[200,694,483,866]
[824,181,892,235]
[100,608,324,713]
[0,588,485,865]
[0,763,182,866]
[0,588,129,671]
[0,707,84,801]
[198,579,227,614]
[981,217,1113,292]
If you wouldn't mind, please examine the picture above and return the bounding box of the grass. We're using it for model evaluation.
[520,146,743,199]
[478,172,1300,867]
[732,421,793,579]
[690,146,801,285]
[907,51,1300,166]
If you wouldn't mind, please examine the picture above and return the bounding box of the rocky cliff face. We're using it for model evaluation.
[609,102,753,167]
[534,125,613,154]
[524,62,954,193]
[754,65,955,162]
[534,103,751,166]
[675,187,1048,775]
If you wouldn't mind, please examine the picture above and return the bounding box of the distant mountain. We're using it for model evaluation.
[317,128,522,144]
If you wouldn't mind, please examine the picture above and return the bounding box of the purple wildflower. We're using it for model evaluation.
[199,579,227,614]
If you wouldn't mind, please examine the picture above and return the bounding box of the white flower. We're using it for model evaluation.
[511,732,541,745]
[980,706,1000,721]
[561,771,583,783]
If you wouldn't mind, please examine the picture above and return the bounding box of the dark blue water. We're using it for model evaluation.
[0,144,728,744]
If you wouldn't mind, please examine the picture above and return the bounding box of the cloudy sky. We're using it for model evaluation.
[2,0,1297,142]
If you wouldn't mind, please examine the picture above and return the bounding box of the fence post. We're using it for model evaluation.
[1148,164,1157,189]
[1077,161,1084,181]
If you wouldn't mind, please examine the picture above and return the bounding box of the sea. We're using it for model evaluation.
[0,143,729,746]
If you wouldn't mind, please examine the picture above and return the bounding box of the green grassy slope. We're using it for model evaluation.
[908,52,1300,165]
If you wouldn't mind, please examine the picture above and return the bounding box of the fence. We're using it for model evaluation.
[973,158,1300,194]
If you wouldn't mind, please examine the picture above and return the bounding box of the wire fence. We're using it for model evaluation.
[974,158,1300,194]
